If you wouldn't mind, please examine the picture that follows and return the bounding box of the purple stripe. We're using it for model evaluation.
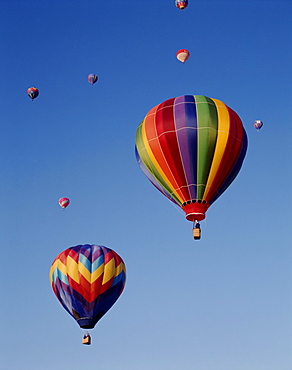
[69,245,91,260]
[70,244,106,262]
[92,245,106,261]
[174,95,198,199]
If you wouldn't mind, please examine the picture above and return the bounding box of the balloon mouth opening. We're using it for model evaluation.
[80,324,94,329]
[185,212,205,222]
[182,201,209,222]
[77,318,97,330]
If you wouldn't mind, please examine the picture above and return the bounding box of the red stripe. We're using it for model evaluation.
[68,249,79,263]
[58,249,71,265]
[144,103,186,201]
[155,99,189,199]
[104,249,113,264]
[79,274,104,302]
[100,278,114,295]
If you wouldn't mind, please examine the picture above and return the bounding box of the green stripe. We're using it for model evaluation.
[195,96,218,199]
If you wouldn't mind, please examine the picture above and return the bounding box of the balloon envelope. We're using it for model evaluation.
[50,244,126,329]
[87,74,98,85]
[27,87,39,100]
[135,95,248,222]
[58,197,70,209]
[253,120,263,131]
[176,49,190,63]
[175,0,188,10]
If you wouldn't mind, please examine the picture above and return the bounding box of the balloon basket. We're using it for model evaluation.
[193,228,201,240]
[82,333,91,345]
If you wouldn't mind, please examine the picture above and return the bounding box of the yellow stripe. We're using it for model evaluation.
[50,259,68,277]
[78,261,91,282]
[49,265,54,284]
[50,259,59,275]
[115,262,125,277]
[49,259,69,283]
[102,258,115,284]
[203,99,230,198]
[50,258,108,284]
[56,260,68,276]
[50,258,126,286]
[91,264,104,283]
[66,256,79,283]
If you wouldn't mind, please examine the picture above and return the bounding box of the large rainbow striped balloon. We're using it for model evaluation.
[135,95,248,222]
[50,244,126,329]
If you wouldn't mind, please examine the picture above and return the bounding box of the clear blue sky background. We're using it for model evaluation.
[0,1,291,369]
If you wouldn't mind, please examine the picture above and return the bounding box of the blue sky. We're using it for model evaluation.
[0,1,291,369]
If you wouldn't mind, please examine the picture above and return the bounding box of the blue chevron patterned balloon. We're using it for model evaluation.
[50,244,126,329]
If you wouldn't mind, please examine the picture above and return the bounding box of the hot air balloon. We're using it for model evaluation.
[50,244,126,343]
[175,0,188,10]
[253,120,263,131]
[27,87,39,100]
[176,49,190,63]
[87,74,98,85]
[135,95,248,239]
[58,197,70,209]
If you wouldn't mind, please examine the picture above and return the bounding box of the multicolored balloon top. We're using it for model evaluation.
[135,95,248,222]
[87,74,98,85]
[58,197,70,209]
[50,244,126,329]
[176,49,190,63]
[27,87,39,100]
[253,120,263,131]
[175,0,188,10]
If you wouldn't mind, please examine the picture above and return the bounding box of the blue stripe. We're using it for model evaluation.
[79,254,91,272]
[112,271,126,286]
[92,255,104,272]
[52,267,68,285]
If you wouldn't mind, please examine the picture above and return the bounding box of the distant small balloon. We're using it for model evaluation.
[27,87,39,100]
[87,74,98,85]
[176,49,190,63]
[175,0,188,10]
[253,120,263,131]
[58,197,70,209]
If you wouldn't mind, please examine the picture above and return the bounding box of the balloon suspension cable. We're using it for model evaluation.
[170,201,185,216]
